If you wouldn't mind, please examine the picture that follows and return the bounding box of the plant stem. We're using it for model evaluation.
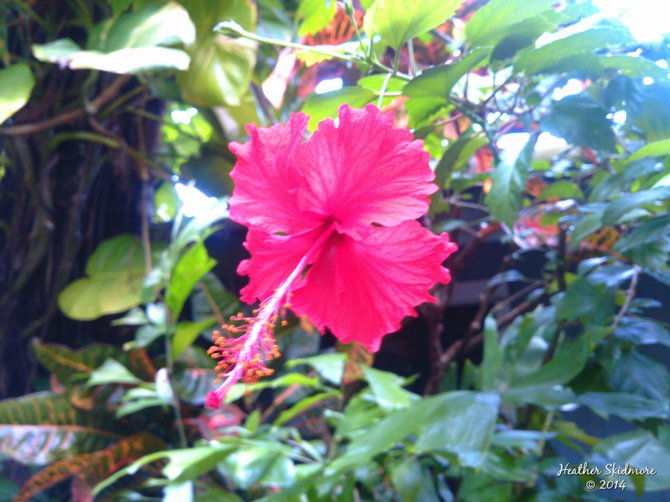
[165,327,188,448]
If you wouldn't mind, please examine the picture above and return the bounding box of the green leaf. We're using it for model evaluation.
[465,0,555,48]
[602,187,670,225]
[58,235,153,321]
[327,392,499,475]
[485,134,538,227]
[613,317,670,348]
[481,316,502,391]
[32,3,195,73]
[362,367,417,410]
[555,277,614,324]
[615,215,670,253]
[286,353,346,385]
[218,443,296,488]
[0,393,121,465]
[178,37,256,107]
[434,135,488,189]
[515,25,634,76]
[302,87,375,131]
[274,391,340,426]
[610,350,670,403]
[537,181,583,201]
[0,63,35,125]
[541,94,615,151]
[296,0,337,36]
[627,83,670,142]
[165,241,216,319]
[592,429,670,491]
[390,459,439,502]
[178,0,257,106]
[86,359,143,387]
[154,182,181,222]
[404,47,489,100]
[626,138,670,164]
[511,336,589,388]
[363,0,461,50]
[413,392,500,466]
[172,318,216,359]
[579,392,670,420]
[32,340,124,384]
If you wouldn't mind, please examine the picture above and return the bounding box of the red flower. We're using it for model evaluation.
[206,105,457,408]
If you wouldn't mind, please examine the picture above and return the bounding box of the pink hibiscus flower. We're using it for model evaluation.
[206,104,457,409]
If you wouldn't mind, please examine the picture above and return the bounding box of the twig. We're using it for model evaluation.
[0,75,133,136]
[611,265,641,330]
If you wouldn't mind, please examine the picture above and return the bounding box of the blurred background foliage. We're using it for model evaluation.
[1,0,670,500]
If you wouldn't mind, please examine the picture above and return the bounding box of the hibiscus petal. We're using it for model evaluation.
[237,225,330,304]
[228,113,322,234]
[297,104,437,236]
[292,221,457,352]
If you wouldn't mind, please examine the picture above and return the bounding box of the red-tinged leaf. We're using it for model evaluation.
[14,432,164,502]
[32,340,125,384]
[0,393,121,465]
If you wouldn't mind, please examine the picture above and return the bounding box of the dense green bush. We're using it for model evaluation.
[1,0,670,500]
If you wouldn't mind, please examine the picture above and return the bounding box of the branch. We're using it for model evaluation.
[0,75,133,137]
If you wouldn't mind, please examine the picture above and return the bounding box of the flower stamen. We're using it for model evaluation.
[205,223,336,408]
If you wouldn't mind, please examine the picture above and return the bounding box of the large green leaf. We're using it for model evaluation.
[592,429,670,491]
[178,0,257,107]
[32,3,195,73]
[363,0,461,50]
[0,394,121,465]
[578,392,670,420]
[15,432,164,502]
[485,134,537,227]
[541,94,616,151]
[465,0,555,48]
[515,25,634,76]
[58,235,155,321]
[0,63,35,125]
[602,187,670,225]
[177,37,256,107]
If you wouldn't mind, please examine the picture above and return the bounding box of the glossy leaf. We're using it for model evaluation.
[465,0,555,47]
[363,0,461,50]
[541,94,616,151]
[178,0,257,106]
[33,340,124,385]
[592,429,670,491]
[0,63,35,125]
[485,134,537,227]
[15,432,164,502]
[32,3,195,73]
[0,394,120,465]
[515,25,634,76]
[165,241,216,319]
